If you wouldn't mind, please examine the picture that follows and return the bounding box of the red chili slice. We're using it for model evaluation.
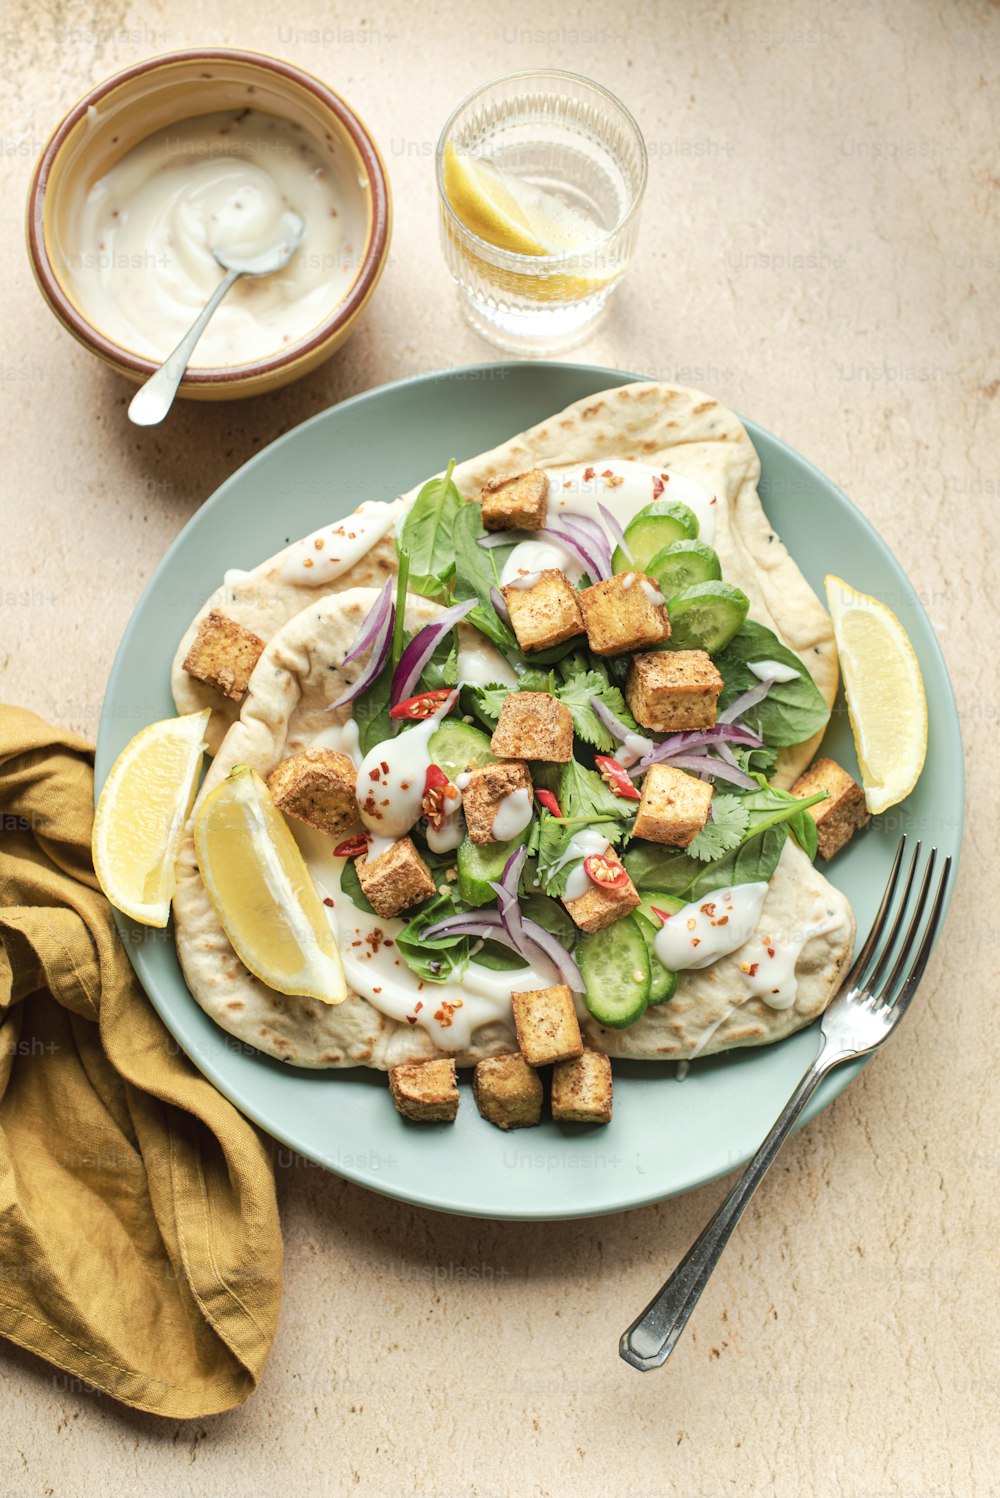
[422,763,454,829]
[536,788,563,818]
[333,833,371,858]
[650,906,673,926]
[595,754,641,801]
[389,689,454,721]
[583,853,629,890]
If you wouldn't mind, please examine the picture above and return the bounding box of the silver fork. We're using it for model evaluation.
[620,836,952,1372]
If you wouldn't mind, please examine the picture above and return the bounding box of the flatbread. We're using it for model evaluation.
[171,381,852,1070]
[172,382,836,780]
[173,585,854,1071]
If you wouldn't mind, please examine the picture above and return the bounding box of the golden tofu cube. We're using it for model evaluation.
[626,649,723,732]
[389,1058,459,1122]
[480,469,549,531]
[552,1050,613,1125]
[266,748,358,838]
[633,762,714,848]
[462,760,533,846]
[562,861,641,933]
[490,692,573,762]
[791,756,870,860]
[578,573,671,656]
[182,610,265,701]
[511,984,584,1067]
[473,1052,543,1130]
[501,569,584,653]
[356,837,435,918]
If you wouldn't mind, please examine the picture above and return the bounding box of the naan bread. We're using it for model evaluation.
[172,382,836,780]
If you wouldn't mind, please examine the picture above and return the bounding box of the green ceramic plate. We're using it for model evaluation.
[96,363,963,1220]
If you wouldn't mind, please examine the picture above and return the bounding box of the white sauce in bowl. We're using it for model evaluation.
[65,109,368,367]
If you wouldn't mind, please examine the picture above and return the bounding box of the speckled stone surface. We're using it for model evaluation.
[1,2,997,1493]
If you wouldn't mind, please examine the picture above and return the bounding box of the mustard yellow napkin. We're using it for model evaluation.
[0,706,282,1417]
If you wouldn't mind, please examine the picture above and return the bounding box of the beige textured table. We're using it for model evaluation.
[2,2,997,1493]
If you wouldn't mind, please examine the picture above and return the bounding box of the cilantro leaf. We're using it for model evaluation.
[462,682,510,726]
[555,669,636,750]
[686,795,750,862]
[533,811,624,897]
[559,759,635,825]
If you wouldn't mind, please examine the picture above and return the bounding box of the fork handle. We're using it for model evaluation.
[620,1050,837,1371]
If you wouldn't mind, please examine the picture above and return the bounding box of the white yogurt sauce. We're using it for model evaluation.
[559,829,613,903]
[501,539,581,586]
[546,460,717,546]
[456,628,518,688]
[426,792,465,853]
[654,883,769,972]
[309,718,362,768]
[614,731,655,769]
[65,109,368,367]
[748,659,801,684]
[733,904,842,1010]
[491,788,533,841]
[278,500,404,585]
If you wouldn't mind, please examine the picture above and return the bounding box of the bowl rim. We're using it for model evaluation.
[26,46,392,385]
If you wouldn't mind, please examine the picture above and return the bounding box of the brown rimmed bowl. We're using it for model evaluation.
[26,48,392,401]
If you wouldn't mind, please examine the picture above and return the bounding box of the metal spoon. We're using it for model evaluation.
[127,210,305,427]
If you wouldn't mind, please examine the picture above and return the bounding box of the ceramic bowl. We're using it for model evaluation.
[26,48,392,401]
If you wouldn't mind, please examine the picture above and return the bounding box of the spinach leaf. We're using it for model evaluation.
[339,856,375,913]
[452,502,518,650]
[522,893,578,949]
[395,892,470,984]
[420,635,458,690]
[353,660,395,754]
[397,461,462,601]
[624,780,828,897]
[715,620,830,747]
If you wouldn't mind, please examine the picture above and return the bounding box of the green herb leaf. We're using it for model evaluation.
[462,682,511,726]
[397,460,461,601]
[686,795,750,862]
[395,891,470,984]
[452,503,519,652]
[715,621,830,747]
[555,668,636,750]
[391,548,410,667]
[352,658,395,754]
[559,759,636,825]
[420,635,458,690]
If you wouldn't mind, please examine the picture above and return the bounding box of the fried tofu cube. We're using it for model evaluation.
[462,760,533,846]
[490,692,573,762]
[356,836,435,918]
[480,469,549,531]
[791,756,870,860]
[182,610,266,701]
[473,1052,543,1130]
[501,569,584,653]
[578,573,671,656]
[389,1058,459,1122]
[266,748,358,838]
[562,860,641,933]
[552,1050,613,1125]
[626,649,723,732]
[511,984,584,1066]
[633,762,714,848]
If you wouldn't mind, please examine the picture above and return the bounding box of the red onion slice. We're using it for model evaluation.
[520,916,584,992]
[598,503,634,566]
[551,512,613,577]
[489,585,512,629]
[477,531,518,549]
[537,525,606,581]
[630,721,764,773]
[342,576,394,666]
[659,753,757,788]
[389,599,475,706]
[326,600,395,712]
[718,677,775,724]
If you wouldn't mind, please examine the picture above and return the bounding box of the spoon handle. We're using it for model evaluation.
[128,266,242,427]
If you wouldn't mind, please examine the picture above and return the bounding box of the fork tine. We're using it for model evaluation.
[878,856,952,1020]
[841,835,908,993]
[875,847,937,1006]
[858,839,923,997]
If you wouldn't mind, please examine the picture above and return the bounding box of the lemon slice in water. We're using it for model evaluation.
[825,575,928,815]
[193,764,346,1005]
[93,709,210,927]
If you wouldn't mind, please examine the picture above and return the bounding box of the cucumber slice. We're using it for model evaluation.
[612,500,700,573]
[667,580,749,653]
[646,540,721,599]
[429,720,496,781]
[457,831,529,908]
[636,891,686,925]
[634,912,679,1006]
[578,915,651,1028]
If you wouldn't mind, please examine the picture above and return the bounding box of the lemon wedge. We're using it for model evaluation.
[825,575,928,815]
[93,710,210,927]
[193,765,346,1005]
[442,143,614,301]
